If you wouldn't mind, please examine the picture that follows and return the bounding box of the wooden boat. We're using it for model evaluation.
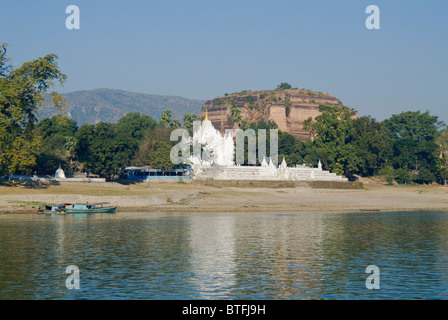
[60,203,116,214]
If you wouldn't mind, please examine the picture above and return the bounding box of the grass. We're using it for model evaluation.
[0,182,154,197]
[307,181,364,189]
[7,200,48,208]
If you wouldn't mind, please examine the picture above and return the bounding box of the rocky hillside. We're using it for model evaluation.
[38,88,205,125]
[202,89,356,141]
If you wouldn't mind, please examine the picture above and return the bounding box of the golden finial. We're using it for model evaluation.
[205,107,209,120]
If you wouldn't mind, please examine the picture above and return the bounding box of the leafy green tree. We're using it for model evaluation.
[436,127,448,159]
[277,82,292,90]
[35,116,78,175]
[74,113,156,177]
[383,111,441,183]
[384,111,440,142]
[230,106,242,130]
[147,142,175,170]
[116,112,157,140]
[171,119,181,128]
[303,105,358,176]
[183,113,198,133]
[131,127,180,170]
[160,109,172,127]
[394,168,411,184]
[413,167,435,184]
[0,43,66,174]
[351,116,391,176]
[159,109,182,128]
[278,131,303,165]
[378,166,395,185]
[435,128,448,184]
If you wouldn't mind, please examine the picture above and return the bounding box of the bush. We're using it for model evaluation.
[413,167,435,184]
[277,83,292,90]
[245,96,256,104]
[394,168,411,184]
[285,100,292,117]
[378,166,395,185]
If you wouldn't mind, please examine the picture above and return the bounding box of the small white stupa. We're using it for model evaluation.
[55,165,66,179]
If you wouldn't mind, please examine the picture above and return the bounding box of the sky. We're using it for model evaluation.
[2,0,448,123]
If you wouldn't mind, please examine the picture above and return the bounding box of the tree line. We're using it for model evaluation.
[222,105,448,185]
[1,46,447,184]
[29,111,198,177]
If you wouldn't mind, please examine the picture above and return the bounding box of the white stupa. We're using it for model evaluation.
[188,109,234,167]
[55,166,66,179]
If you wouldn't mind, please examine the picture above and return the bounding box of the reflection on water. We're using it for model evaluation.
[189,215,236,298]
[0,211,447,299]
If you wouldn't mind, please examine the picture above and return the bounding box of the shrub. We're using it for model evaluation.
[378,166,395,185]
[413,167,435,184]
[394,168,411,184]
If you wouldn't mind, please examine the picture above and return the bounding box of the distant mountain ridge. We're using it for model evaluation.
[39,88,205,125]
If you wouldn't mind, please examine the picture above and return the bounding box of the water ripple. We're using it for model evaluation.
[0,211,447,299]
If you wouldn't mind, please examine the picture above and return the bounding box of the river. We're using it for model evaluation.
[0,211,447,299]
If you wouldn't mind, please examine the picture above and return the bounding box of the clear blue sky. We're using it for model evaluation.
[2,0,448,123]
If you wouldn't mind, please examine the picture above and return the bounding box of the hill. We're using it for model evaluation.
[203,88,357,141]
[38,88,205,125]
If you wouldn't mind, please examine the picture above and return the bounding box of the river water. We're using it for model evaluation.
[0,211,447,300]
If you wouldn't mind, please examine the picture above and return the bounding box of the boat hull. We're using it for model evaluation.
[62,207,117,214]
[38,210,65,215]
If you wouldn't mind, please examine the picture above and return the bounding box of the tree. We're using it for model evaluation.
[230,106,242,130]
[171,119,181,128]
[183,113,198,134]
[278,131,303,165]
[277,82,292,90]
[0,43,66,174]
[35,116,78,175]
[74,113,156,177]
[116,112,156,140]
[436,127,448,159]
[435,128,448,184]
[147,142,175,170]
[384,111,440,142]
[131,127,179,170]
[351,116,391,176]
[160,109,172,127]
[383,111,441,183]
[394,168,411,184]
[159,109,182,128]
[303,105,358,176]
[414,167,435,184]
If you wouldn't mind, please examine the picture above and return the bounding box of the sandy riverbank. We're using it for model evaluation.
[1,179,448,214]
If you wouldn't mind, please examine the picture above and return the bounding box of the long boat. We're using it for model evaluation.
[60,203,116,214]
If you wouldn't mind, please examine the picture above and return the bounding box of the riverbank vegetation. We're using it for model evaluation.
[1,47,447,185]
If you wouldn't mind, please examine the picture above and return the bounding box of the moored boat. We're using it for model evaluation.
[60,203,117,214]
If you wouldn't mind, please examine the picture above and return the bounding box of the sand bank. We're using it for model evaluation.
[1,179,448,214]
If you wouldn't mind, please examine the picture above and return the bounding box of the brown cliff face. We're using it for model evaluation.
[201,89,356,141]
